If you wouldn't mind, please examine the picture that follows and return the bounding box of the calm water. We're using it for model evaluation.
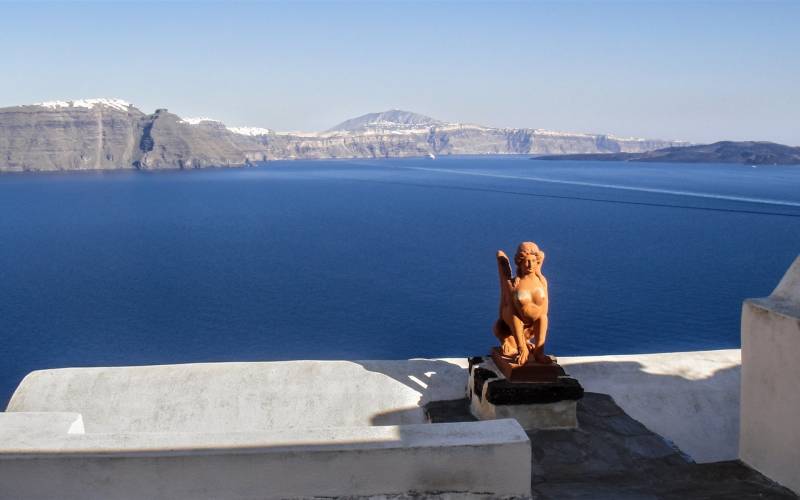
[2,156,799,405]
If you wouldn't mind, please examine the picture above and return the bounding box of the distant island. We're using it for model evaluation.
[534,141,800,166]
[0,98,686,173]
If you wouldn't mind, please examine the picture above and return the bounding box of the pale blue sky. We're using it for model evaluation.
[1,1,798,144]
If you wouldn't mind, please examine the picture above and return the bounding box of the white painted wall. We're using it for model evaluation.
[0,419,531,500]
[560,350,741,463]
[740,255,800,494]
[7,351,741,464]
[0,411,84,440]
[7,359,468,433]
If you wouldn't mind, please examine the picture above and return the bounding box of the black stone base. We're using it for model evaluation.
[469,355,584,406]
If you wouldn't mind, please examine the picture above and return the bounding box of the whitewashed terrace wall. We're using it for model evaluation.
[740,255,800,494]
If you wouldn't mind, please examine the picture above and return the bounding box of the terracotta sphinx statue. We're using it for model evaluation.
[494,242,551,366]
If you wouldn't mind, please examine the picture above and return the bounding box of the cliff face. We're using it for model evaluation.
[0,102,270,172]
[0,102,144,172]
[133,111,262,170]
[0,101,687,172]
[257,127,677,159]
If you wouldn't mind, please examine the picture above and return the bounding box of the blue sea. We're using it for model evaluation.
[2,156,799,405]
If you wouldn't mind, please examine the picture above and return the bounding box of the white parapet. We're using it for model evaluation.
[0,411,84,438]
[0,418,531,500]
[4,348,745,492]
[740,255,800,494]
[6,359,469,433]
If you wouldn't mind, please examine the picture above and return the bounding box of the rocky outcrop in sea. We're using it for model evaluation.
[535,141,800,165]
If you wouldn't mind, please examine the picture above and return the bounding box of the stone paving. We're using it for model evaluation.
[425,393,796,499]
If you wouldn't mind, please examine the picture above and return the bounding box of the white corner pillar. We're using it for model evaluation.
[740,255,800,494]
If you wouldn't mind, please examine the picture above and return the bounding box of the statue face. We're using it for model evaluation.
[514,242,544,276]
[519,253,540,276]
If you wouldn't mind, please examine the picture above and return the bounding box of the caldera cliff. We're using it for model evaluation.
[0,101,687,173]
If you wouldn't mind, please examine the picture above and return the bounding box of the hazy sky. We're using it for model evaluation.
[2,1,798,144]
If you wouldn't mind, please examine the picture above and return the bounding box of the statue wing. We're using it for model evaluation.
[498,253,512,283]
[496,251,514,311]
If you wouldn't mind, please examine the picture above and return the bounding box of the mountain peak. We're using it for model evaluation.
[326,109,446,133]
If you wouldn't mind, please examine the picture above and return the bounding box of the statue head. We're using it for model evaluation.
[514,241,544,276]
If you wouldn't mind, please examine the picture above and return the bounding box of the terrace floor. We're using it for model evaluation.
[425,393,796,500]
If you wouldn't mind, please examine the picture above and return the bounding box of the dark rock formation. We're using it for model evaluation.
[535,141,800,165]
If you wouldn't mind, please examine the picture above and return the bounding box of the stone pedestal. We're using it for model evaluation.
[491,347,564,382]
[467,355,583,430]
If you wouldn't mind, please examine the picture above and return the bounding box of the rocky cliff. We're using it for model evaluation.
[0,100,688,172]
[0,99,144,172]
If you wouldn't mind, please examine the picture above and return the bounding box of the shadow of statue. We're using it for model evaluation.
[354,358,470,426]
